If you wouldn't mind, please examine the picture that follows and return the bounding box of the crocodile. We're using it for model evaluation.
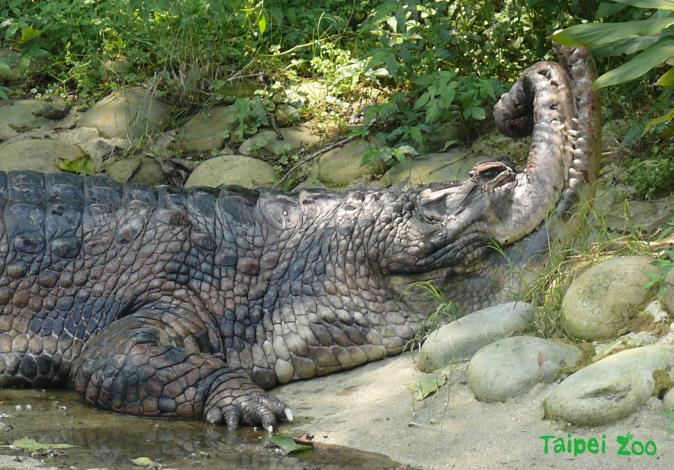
[0,46,600,431]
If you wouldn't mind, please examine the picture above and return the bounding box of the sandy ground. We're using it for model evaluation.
[274,353,674,469]
[1,353,672,469]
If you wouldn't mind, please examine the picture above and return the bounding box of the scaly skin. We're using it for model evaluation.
[0,47,600,430]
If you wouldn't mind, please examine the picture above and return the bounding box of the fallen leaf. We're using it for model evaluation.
[2,438,74,452]
[131,456,159,467]
[407,374,447,401]
[269,434,313,454]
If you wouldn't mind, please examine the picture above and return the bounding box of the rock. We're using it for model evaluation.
[605,198,674,233]
[106,157,166,186]
[664,269,674,316]
[664,387,674,410]
[471,129,530,166]
[0,136,84,172]
[239,126,321,159]
[274,104,300,126]
[593,332,659,362]
[173,105,235,154]
[421,122,467,152]
[185,154,276,189]
[543,344,674,425]
[317,139,386,187]
[0,100,67,140]
[380,148,480,186]
[466,336,582,402]
[414,301,535,372]
[0,48,48,84]
[644,300,670,323]
[561,256,656,341]
[79,87,168,143]
[59,127,129,166]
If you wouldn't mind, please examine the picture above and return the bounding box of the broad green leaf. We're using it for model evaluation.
[407,374,447,401]
[2,438,75,452]
[131,457,157,467]
[592,36,661,58]
[600,0,674,11]
[257,15,267,34]
[0,61,11,76]
[551,17,674,48]
[18,25,41,45]
[655,66,674,84]
[0,87,8,100]
[593,38,674,89]
[409,126,423,144]
[644,108,674,132]
[413,91,431,110]
[596,2,630,18]
[269,434,312,455]
[55,155,95,175]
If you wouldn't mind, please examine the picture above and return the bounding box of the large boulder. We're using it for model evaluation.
[106,157,166,186]
[317,139,386,187]
[172,105,235,155]
[0,135,84,173]
[561,256,656,341]
[0,99,67,140]
[543,345,674,425]
[185,154,276,189]
[79,87,168,143]
[239,126,321,160]
[467,336,582,402]
[414,301,535,372]
[380,149,480,186]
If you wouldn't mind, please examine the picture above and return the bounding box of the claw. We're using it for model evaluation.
[284,408,294,422]
[266,425,274,434]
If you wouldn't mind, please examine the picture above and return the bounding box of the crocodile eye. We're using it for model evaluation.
[470,161,516,188]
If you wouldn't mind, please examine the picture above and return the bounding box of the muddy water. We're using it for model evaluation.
[0,389,402,469]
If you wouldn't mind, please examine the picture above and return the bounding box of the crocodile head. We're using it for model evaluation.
[370,46,601,311]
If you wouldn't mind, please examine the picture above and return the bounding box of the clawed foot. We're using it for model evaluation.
[204,373,292,432]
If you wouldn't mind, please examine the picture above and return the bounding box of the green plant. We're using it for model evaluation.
[644,249,674,299]
[403,281,461,353]
[623,150,674,199]
[552,0,674,139]
[224,96,270,142]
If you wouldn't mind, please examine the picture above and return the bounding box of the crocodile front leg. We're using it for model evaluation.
[71,309,291,431]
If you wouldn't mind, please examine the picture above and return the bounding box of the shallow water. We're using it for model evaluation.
[0,389,402,469]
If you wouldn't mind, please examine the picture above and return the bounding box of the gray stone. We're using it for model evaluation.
[274,104,300,126]
[664,269,674,316]
[317,139,386,187]
[185,154,276,189]
[605,198,674,233]
[0,100,67,140]
[467,336,582,402]
[414,301,536,372]
[59,127,129,166]
[471,129,530,165]
[79,87,168,142]
[239,126,321,159]
[106,157,166,186]
[561,256,656,341]
[380,148,480,186]
[0,136,84,173]
[543,344,674,425]
[173,105,235,154]
[593,331,659,362]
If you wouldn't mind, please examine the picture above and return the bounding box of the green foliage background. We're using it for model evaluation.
[0,0,672,197]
